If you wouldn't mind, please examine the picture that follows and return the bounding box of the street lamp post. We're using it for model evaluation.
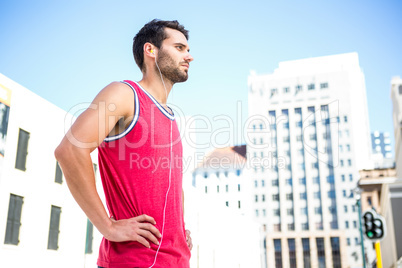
[354,187,366,268]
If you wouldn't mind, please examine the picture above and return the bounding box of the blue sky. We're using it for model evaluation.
[1,0,401,152]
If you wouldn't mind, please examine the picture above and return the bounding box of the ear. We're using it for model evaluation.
[144,42,156,58]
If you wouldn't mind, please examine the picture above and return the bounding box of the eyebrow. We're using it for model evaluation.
[173,42,190,52]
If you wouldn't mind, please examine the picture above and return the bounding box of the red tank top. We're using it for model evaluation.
[97,80,190,268]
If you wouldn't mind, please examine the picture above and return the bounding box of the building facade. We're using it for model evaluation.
[358,168,402,267]
[0,73,103,267]
[191,145,261,267]
[391,76,402,180]
[247,53,372,267]
[371,131,394,169]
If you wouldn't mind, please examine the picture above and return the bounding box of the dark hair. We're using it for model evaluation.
[133,19,189,71]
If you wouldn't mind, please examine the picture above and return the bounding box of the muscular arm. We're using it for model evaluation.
[55,82,161,247]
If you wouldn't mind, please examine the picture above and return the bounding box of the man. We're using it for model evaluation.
[55,19,194,268]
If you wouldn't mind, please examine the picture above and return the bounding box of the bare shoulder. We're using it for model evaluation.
[93,81,135,117]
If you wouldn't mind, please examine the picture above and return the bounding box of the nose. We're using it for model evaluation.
[185,52,194,62]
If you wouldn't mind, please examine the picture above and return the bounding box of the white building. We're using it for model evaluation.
[190,145,261,267]
[370,131,394,169]
[391,76,402,180]
[0,73,103,267]
[247,52,372,267]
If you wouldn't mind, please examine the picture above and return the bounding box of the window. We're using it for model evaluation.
[287,208,294,215]
[262,209,266,217]
[316,238,326,267]
[342,190,346,197]
[283,136,290,142]
[353,221,357,228]
[295,85,302,93]
[344,116,348,123]
[346,238,351,246]
[302,223,309,230]
[15,128,30,171]
[254,180,258,187]
[286,193,293,200]
[270,88,278,96]
[205,186,208,193]
[204,172,208,178]
[274,239,282,268]
[274,224,281,231]
[283,87,290,93]
[355,237,359,245]
[346,144,351,151]
[314,192,321,199]
[345,221,349,229]
[310,134,316,141]
[340,160,344,167]
[287,223,295,231]
[272,194,279,201]
[339,145,343,152]
[296,122,302,128]
[299,178,306,185]
[308,83,315,90]
[93,163,97,177]
[344,205,348,213]
[4,194,24,245]
[255,210,259,217]
[55,162,63,184]
[272,179,279,186]
[349,174,353,181]
[217,185,219,193]
[286,178,292,186]
[255,195,258,202]
[320,82,328,89]
[300,207,307,215]
[288,239,297,268]
[225,184,229,192]
[238,200,241,209]
[330,237,341,267]
[238,184,241,192]
[236,169,241,176]
[85,219,93,254]
[274,209,280,216]
[341,175,345,182]
[262,194,266,202]
[226,201,229,207]
[224,171,228,177]
[261,180,265,187]
[48,205,61,250]
[348,159,352,166]
[302,238,311,266]
[328,191,336,198]
[300,192,307,200]
[314,207,322,215]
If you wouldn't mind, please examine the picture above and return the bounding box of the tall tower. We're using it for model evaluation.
[248,53,371,267]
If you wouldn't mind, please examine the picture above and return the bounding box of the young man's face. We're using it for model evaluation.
[156,28,194,83]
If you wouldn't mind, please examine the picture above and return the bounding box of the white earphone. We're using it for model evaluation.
[148,46,173,268]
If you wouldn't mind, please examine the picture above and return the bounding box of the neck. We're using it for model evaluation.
[138,70,174,104]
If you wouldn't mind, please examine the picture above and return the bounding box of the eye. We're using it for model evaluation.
[176,45,183,50]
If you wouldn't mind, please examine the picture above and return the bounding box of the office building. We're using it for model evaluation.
[247,53,372,267]
[0,73,103,267]
[371,131,394,169]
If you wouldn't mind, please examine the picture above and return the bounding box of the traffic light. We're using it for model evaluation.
[362,210,386,241]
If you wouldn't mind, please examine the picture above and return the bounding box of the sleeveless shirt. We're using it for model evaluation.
[96,80,190,268]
